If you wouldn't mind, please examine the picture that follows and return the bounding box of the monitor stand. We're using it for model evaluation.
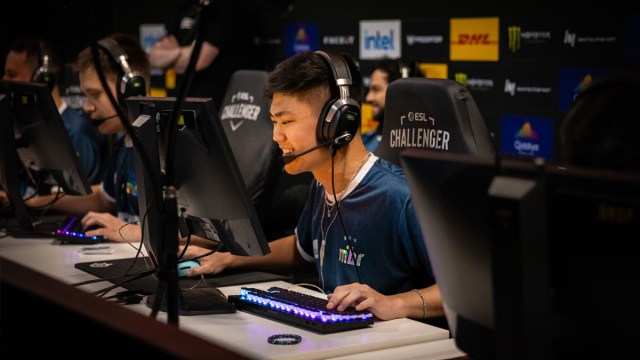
[146,287,237,316]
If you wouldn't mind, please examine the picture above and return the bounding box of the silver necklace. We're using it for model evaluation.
[325,152,371,218]
[320,200,339,240]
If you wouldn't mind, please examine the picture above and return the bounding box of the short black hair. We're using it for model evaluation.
[263,51,363,107]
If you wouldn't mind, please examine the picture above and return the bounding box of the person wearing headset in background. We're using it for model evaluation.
[148,0,261,110]
[362,58,414,153]
[182,50,444,324]
[14,33,149,243]
[560,68,640,174]
[2,38,105,186]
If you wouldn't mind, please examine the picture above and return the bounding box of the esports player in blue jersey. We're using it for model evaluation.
[182,51,445,323]
[16,34,149,243]
[3,38,104,185]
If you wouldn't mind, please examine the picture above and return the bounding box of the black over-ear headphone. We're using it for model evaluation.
[33,40,56,90]
[315,51,361,148]
[96,37,146,104]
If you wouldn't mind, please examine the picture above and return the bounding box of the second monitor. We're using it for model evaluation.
[127,96,271,315]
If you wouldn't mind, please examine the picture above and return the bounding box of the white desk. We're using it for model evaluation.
[0,234,463,359]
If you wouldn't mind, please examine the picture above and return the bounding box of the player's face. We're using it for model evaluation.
[3,51,36,82]
[79,66,123,135]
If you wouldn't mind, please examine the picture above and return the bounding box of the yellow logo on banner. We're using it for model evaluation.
[508,26,521,53]
[450,17,499,61]
[454,73,468,86]
[418,63,448,79]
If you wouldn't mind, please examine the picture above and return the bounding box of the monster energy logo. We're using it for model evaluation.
[454,73,468,87]
[508,26,521,53]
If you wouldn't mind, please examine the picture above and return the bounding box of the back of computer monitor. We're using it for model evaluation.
[400,149,549,360]
[0,80,92,234]
[543,165,640,359]
[0,94,31,229]
[0,80,91,196]
[128,96,270,259]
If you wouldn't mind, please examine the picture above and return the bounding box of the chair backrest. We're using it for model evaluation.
[218,70,282,230]
[375,77,495,165]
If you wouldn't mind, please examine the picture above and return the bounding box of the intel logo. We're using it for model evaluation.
[363,30,395,50]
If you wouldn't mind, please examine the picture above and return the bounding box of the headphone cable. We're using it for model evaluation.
[329,146,363,284]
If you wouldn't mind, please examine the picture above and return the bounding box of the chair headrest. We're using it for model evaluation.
[218,70,280,200]
[375,78,495,165]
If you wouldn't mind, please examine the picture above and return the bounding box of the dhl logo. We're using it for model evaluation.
[454,34,494,45]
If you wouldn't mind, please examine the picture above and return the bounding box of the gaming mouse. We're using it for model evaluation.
[177,260,200,277]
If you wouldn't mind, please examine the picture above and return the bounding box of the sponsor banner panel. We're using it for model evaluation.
[500,113,554,160]
[501,17,555,62]
[558,15,623,65]
[403,19,448,62]
[318,21,359,60]
[450,17,499,61]
[284,22,319,57]
[449,63,499,111]
[501,65,556,112]
[558,66,611,112]
[360,20,402,60]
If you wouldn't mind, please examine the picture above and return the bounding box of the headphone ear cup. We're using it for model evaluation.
[314,50,361,148]
[317,99,336,144]
[317,100,360,148]
[122,74,147,99]
[33,70,55,90]
[332,103,360,145]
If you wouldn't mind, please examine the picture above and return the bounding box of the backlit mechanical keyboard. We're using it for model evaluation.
[52,215,104,244]
[227,286,374,334]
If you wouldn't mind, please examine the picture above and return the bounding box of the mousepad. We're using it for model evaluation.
[74,256,291,295]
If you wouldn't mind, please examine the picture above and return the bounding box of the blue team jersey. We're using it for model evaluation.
[60,104,103,184]
[296,154,434,295]
[101,137,139,223]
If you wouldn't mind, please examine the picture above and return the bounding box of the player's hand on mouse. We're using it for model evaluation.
[179,245,232,277]
[82,211,139,243]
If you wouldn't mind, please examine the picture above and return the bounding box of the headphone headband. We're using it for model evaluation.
[96,37,146,103]
[33,39,56,90]
[316,50,353,100]
[315,51,361,147]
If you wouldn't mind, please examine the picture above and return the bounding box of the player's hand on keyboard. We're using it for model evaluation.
[179,245,232,277]
[327,282,397,321]
[81,211,139,243]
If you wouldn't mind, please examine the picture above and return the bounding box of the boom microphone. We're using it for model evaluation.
[281,132,352,165]
[92,113,118,127]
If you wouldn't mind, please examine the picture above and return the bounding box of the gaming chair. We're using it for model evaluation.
[375,77,495,165]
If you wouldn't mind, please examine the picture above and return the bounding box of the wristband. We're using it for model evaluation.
[412,289,428,319]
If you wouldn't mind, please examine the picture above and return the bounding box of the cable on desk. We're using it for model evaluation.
[90,268,157,297]
[69,268,156,287]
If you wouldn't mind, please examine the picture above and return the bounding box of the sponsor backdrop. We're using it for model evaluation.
[280,3,637,162]
[5,1,635,163]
